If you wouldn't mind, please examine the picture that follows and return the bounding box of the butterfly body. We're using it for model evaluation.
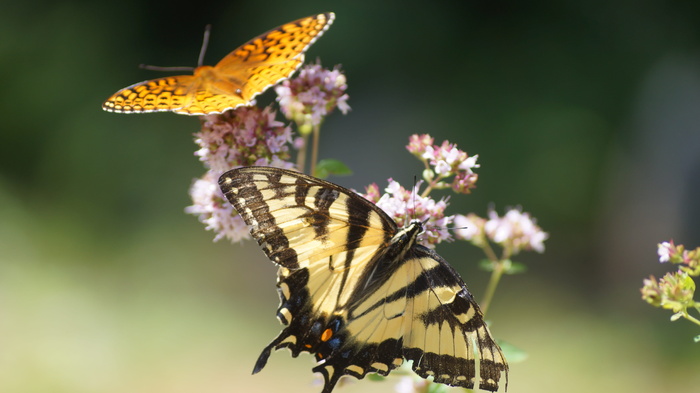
[219,167,508,393]
[103,13,334,115]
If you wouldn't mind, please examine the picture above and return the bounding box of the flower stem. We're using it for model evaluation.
[682,311,700,327]
[480,260,505,317]
[310,124,321,176]
[297,134,308,174]
[420,175,447,198]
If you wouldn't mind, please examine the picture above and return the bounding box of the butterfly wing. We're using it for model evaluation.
[389,246,508,391]
[214,13,335,104]
[219,165,394,271]
[218,166,508,393]
[271,234,508,392]
[102,75,199,113]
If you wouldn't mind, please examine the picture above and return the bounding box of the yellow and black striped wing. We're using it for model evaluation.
[218,166,395,271]
[218,166,508,393]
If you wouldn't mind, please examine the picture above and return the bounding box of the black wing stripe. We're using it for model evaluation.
[220,169,300,268]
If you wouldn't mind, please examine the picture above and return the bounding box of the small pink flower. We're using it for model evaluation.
[406,134,434,157]
[185,171,251,242]
[451,171,479,194]
[484,207,548,254]
[275,62,350,131]
[362,179,453,247]
[188,105,296,241]
[453,213,487,246]
[363,183,382,203]
[405,134,480,194]
[194,106,294,172]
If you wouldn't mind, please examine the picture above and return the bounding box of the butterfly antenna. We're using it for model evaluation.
[138,25,211,72]
[139,64,195,72]
[197,24,212,67]
[407,175,417,226]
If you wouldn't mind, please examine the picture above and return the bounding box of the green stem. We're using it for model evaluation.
[480,260,505,317]
[420,175,447,198]
[479,243,510,317]
[310,124,321,177]
[682,311,700,327]
[296,134,308,174]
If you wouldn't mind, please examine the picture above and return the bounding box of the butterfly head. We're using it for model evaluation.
[391,220,424,253]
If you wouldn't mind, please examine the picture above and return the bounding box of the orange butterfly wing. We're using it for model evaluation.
[102,12,334,115]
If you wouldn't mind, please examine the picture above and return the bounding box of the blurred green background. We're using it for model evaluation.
[2,1,699,392]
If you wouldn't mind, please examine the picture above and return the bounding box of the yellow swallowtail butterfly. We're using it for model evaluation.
[218,166,508,392]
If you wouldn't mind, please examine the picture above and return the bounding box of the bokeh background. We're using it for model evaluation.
[2,1,699,392]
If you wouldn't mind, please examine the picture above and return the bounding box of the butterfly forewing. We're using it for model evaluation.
[218,166,509,393]
[219,166,394,270]
[217,13,334,104]
[103,12,334,115]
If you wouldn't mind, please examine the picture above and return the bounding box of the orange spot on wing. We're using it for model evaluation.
[321,328,333,342]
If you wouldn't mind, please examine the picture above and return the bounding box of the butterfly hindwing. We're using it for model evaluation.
[218,166,509,392]
[397,246,508,391]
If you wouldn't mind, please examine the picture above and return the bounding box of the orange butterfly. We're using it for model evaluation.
[103,13,334,115]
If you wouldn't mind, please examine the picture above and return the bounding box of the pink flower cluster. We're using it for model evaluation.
[186,106,296,242]
[454,207,548,255]
[193,106,294,172]
[186,171,251,242]
[363,180,452,248]
[275,62,350,132]
[406,134,479,194]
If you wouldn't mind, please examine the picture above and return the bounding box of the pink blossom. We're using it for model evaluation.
[484,207,548,254]
[453,213,487,246]
[405,134,480,194]
[406,134,434,157]
[188,105,296,242]
[275,62,350,131]
[362,179,453,247]
[194,106,294,172]
[185,171,251,242]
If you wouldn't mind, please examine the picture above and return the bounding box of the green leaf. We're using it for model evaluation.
[478,259,495,272]
[426,382,449,393]
[314,159,353,179]
[478,259,527,274]
[498,340,528,363]
[504,260,528,275]
[366,373,386,382]
[694,335,700,343]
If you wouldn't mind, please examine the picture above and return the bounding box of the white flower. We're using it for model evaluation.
[485,207,548,254]
[434,160,452,176]
[657,241,673,263]
[185,171,251,243]
[459,154,480,170]
[453,213,484,241]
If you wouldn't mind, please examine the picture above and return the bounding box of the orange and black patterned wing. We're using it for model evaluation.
[103,13,334,115]
[102,75,198,114]
[214,12,334,105]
